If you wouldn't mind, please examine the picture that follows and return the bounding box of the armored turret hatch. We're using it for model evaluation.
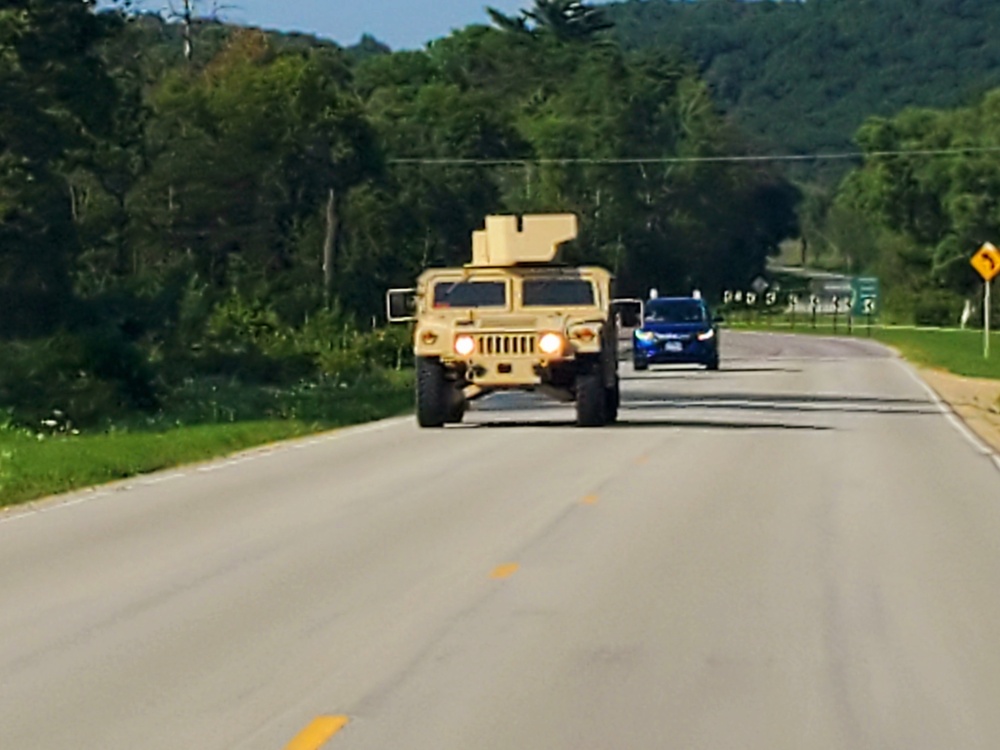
[469,214,578,267]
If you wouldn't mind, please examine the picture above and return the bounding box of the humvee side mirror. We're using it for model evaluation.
[612,298,644,328]
[386,288,417,323]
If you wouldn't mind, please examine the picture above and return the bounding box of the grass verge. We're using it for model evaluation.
[871,328,1000,380]
[0,371,413,509]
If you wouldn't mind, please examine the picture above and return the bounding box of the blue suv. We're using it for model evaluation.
[632,297,720,371]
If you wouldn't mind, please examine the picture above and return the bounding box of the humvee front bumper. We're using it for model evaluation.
[455,356,555,387]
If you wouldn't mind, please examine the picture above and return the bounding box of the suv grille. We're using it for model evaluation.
[476,333,536,356]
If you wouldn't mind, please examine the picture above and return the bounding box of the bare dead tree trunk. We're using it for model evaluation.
[182,0,194,61]
[322,187,338,306]
[67,181,79,223]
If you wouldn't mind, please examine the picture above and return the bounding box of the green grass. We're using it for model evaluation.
[0,371,414,509]
[726,317,1000,380]
[870,328,1000,380]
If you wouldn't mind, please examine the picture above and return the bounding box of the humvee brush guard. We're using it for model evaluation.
[387,214,624,428]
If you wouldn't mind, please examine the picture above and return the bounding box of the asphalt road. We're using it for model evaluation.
[2,331,1000,750]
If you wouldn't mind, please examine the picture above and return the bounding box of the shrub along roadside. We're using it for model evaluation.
[0,291,416,509]
[0,371,413,509]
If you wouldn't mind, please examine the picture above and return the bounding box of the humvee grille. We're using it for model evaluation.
[476,333,536,356]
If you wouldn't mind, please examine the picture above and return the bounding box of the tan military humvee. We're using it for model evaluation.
[387,214,627,428]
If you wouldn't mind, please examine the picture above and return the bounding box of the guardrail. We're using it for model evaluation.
[719,296,879,336]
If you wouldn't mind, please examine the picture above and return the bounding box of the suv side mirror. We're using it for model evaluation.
[612,298,644,328]
[386,288,417,323]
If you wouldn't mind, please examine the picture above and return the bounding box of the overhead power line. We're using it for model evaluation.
[388,145,1000,167]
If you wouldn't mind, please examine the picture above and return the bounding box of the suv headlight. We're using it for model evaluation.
[635,330,656,343]
[697,329,716,341]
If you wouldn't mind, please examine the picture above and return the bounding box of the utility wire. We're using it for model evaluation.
[388,145,1000,167]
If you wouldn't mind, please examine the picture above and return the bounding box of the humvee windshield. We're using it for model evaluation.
[433,280,506,308]
[522,279,595,307]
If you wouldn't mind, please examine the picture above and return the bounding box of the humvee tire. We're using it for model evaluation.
[576,370,607,427]
[605,380,620,424]
[444,385,467,424]
[416,356,448,428]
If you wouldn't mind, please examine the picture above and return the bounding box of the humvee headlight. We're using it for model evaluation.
[538,332,564,355]
[454,335,476,357]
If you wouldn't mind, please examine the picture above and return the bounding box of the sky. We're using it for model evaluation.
[162,1,531,50]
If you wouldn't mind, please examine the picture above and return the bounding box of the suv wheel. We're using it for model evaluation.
[633,356,649,371]
[416,356,448,427]
[575,370,607,427]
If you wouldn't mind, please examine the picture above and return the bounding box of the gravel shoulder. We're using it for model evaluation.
[921,368,1000,454]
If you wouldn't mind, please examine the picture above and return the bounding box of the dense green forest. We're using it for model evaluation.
[607,0,1000,178]
[3,0,999,433]
[604,0,1000,322]
[0,0,796,429]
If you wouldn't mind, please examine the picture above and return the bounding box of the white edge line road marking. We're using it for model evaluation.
[0,416,412,527]
[894,358,1000,475]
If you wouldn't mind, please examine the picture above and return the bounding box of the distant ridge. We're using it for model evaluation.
[605,0,1000,182]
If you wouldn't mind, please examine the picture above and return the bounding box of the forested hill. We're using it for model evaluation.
[115,13,391,71]
[606,0,1000,166]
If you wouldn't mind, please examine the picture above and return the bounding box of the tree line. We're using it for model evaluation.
[603,0,1000,323]
[0,0,798,426]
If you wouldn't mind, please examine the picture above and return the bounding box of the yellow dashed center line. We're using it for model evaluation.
[284,716,349,750]
[582,494,600,505]
[491,563,520,579]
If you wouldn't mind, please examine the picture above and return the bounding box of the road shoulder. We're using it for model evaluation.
[920,368,1000,455]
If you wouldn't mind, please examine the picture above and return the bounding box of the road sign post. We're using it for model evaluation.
[971,242,1000,359]
[988,280,992,359]
[863,297,876,337]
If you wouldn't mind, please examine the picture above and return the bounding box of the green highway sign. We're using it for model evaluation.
[851,277,880,316]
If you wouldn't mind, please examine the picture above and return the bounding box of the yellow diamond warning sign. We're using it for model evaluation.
[972,242,1000,282]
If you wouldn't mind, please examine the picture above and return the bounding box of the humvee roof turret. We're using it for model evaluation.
[388,214,622,428]
[469,214,577,266]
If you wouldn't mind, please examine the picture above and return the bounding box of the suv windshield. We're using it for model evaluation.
[646,299,707,324]
[523,279,595,307]
[433,280,506,308]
